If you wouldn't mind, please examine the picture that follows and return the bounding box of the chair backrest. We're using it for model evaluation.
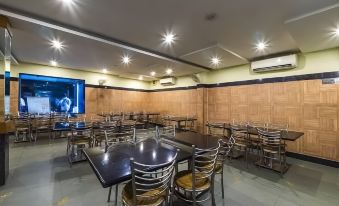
[14,118,30,129]
[70,127,92,141]
[257,127,282,146]
[34,117,51,128]
[192,143,220,186]
[230,122,248,140]
[129,151,178,206]
[218,136,235,163]
[133,127,157,143]
[207,122,226,137]
[157,125,176,138]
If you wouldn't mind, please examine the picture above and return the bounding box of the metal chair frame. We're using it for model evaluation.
[257,127,286,176]
[173,143,220,206]
[122,152,178,206]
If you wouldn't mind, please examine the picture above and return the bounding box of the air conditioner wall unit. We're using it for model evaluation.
[251,54,298,73]
[160,77,176,86]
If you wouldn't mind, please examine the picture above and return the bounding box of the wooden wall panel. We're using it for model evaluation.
[206,79,339,162]
[85,87,98,116]
[8,77,339,162]
[10,81,18,115]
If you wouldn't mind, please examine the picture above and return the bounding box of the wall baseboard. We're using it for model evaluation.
[286,152,339,168]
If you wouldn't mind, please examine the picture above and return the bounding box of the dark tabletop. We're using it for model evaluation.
[166,117,198,122]
[223,124,303,141]
[83,138,192,188]
[83,132,220,188]
[53,121,91,131]
[207,123,304,141]
[163,131,221,149]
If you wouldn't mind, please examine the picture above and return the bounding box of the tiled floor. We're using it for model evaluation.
[1,136,339,206]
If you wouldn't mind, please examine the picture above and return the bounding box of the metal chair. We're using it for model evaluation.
[105,129,133,152]
[157,125,176,139]
[215,137,235,199]
[257,127,287,176]
[67,127,92,166]
[173,143,220,206]
[14,117,31,142]
[33,117,52,141]
[133,127,157,143]
[121,152,178,206]
[230,122,250,168]
[207,122,226,137]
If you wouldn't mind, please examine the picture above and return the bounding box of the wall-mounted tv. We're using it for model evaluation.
[19,74,85,114]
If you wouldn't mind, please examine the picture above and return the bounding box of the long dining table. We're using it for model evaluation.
[82,131,220,205]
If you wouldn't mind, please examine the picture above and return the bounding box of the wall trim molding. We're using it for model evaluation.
[286,152,339,168]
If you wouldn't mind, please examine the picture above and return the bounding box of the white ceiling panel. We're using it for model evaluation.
[285,4,339,53]
[181,44,248,69]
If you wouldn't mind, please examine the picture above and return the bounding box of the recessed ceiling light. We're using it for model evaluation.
[162,32,176,45]
[50,60,57,67]
[211,57,221,66]
[256,41,268,50]
[139,76,143,80]
[150,71,156,76]
[61,0,74,4]
[122,55,131,64]
[103,68,107,73]
[51,40,63,50]
[334,26,339,36]
[166,68,173,75]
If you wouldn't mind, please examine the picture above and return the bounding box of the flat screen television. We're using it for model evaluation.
[19,74,85,114]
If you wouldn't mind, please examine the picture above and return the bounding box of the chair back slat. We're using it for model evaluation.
[257,128,282,146]
[129,151,178,205]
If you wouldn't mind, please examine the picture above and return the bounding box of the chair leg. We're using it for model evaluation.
[221,168,225,199]
[211,178,216,206]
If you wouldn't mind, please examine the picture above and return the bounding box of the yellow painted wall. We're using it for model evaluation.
[11,63,150,90]
[150,48,339,89]
[150,75,199,89]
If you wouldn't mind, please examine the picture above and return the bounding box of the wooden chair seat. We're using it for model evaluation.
[174,170,211,191]
[71,138,90,145]
[122,180,166,206]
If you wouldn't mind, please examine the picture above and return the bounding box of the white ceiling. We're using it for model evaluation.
[0,0,338,80]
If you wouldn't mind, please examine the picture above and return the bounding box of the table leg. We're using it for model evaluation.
[107,184,119,206]
[115,184,118,206]
[107,186,112,202]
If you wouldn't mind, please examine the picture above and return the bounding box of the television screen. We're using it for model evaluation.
[19,74,85,114]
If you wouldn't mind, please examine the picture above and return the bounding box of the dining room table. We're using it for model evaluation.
[82,131,220,205]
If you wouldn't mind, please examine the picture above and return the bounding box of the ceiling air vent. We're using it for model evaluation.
[251,54,297,73]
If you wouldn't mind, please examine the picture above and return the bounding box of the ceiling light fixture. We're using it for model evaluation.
[103,68,107,73]
[122,55,131,64]
[51,39,63,50]
[139,76,143,80]
[211,57,221,66]
[162,32,176,45]
[334,26,339,37]
[256,41,268,50]
[166,68,173,75]
[150,71,156,76]
[50,60,57,67]
[61,0,74,5]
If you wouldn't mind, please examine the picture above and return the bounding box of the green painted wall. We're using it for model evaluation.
[11,63,150,90]
[150,48,339,89]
